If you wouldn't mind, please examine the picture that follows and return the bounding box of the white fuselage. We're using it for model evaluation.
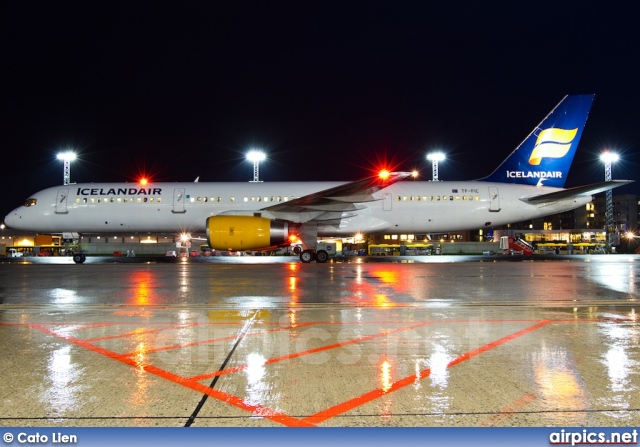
[4,180,591,236]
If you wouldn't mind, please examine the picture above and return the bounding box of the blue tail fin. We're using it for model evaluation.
[481,94,595,188]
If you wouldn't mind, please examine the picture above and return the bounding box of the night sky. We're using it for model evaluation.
[2,1,640,219]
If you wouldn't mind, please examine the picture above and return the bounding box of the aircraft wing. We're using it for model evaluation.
[522,180,634,204]
[263,171,411,221]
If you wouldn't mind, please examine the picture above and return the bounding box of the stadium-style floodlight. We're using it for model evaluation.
[600,150,619,250]
[56,151,77,185]
[247,150,266,182]
[426,152,446,181]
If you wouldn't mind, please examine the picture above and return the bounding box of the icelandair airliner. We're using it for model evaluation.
[4,94,632,263]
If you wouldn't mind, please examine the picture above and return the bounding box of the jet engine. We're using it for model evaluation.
[206,215,288,251]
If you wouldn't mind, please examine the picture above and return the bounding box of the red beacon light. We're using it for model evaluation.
[378,169,391,180]
[139,178,149,186]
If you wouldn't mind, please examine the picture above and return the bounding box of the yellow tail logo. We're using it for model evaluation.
[528,128,578,165]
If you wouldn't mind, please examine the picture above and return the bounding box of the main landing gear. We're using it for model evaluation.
[299,249,329,263]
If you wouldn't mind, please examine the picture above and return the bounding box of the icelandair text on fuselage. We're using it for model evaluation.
[506,171,562,179]
[76,187,162,196]
[4,432,77,444]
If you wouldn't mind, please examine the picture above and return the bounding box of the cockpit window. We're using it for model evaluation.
[23,198,37,207]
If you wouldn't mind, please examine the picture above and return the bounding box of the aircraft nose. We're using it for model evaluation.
[4,210,18,228]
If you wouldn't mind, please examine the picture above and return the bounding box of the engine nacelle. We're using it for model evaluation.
[206,215,288,251]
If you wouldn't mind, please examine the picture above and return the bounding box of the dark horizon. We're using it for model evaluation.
[3,1,639,218]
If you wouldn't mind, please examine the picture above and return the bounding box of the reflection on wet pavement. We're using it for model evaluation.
[0,258,638,426]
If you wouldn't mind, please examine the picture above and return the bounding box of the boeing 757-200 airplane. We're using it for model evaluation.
[4,94,632,263]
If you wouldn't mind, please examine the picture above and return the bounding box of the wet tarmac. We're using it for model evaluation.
[0,256,638,427]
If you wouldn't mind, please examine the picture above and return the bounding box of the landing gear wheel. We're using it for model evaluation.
[292,245,303,255]
[72,254,85,264]
[300,249,315,263]
[315,250,329,263]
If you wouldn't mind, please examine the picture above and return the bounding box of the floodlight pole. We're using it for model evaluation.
[426,152,445,181]
[56,151,77,185]
[601,150,619,252]
[247,150,266,182]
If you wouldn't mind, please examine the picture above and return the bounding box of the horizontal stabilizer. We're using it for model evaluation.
[522,180,633,204]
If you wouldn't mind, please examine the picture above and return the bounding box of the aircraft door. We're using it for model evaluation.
[55,188,69,214]
[488,186,501,212]
[173,188,186,214]
[383,193,392,211]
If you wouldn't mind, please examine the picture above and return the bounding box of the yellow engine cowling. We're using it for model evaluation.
[206,215,288,251]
